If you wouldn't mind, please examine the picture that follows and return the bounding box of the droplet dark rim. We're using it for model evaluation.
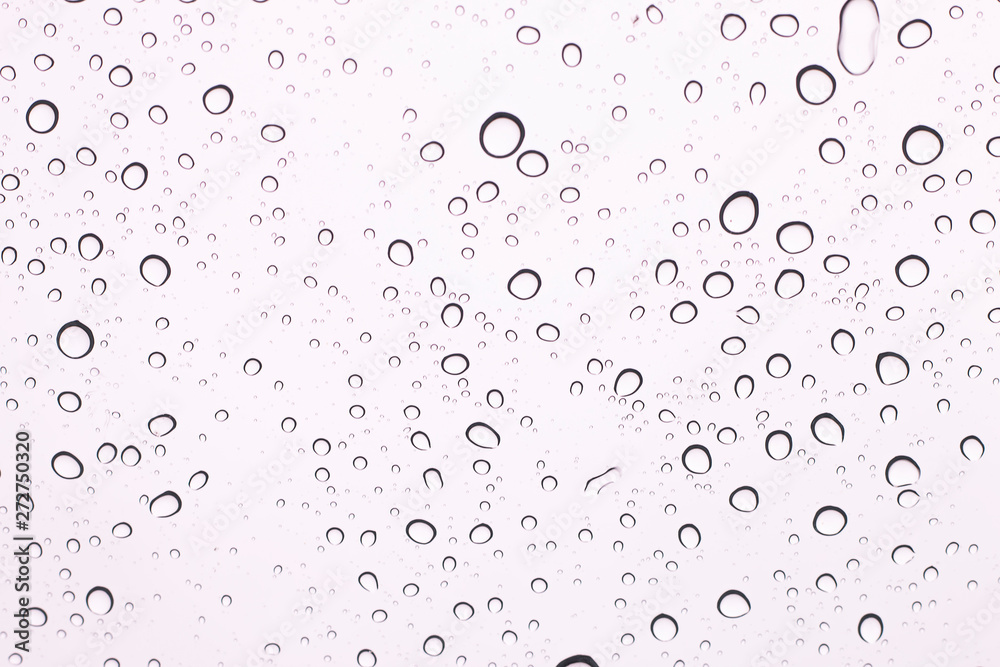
[901,125,943,165]
[681,445,712,474]
[465,422,501,448]
[775,269,805,298]
[202,84,234,114]
[719,191,759,234]
[669,300,699,323]
[51,451,83,479]
[140,254,171,286]
[729,486,759,512]
[717,589,751,618]
[26,100,59,134]
[479,114,526,157]
[765,430,792,460]
[897,19,932,48]
[812,505,848,535]
[122,162,148,190]
[795,65,837,105]
[885,455,919,486]
[516,149,548,177]
[507,268,542,300]
[810,413,844,445]
[894,254,929,287]
[702,271,734,298]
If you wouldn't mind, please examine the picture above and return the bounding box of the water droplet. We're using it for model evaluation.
[121,162,148,190]
[875,352,910,385]
[470,523,493,544]
[837,0,880,75]
[770,14,799,37]
[387,239,414,266]
[729,486,759,512]
[796,65,837,105]
[26,99,60,134]
[858,613,883,643]
[895,255,929,287]
[655,259,678,285]
[681,445,712,474]
[678,524,701,549]
[51,451,84,479]
[765,430,793,460]
[466,422,501,449]
[78,233,104,260]
[139,254,171,286]
[406,520,437,544]
[441,353,469,375]
[479,112,525,158]
[149,491,182,518]
[902,126,943,165]
[148,414,177,437]
[811,413,845,445]
[508,269,541,299]
[898,19,932,48]
[684,80,703,103]
[423,636,445,657]
[719,191,758,234]
[561,43,582,67]
[813,506,848,536]
[650,614,678,641]
[776,222,813,254]
[203,84,234,114]
[960,435,985,461]
[57,321,95,359]
[721,14,746,40]
[775,270,805,298]
[717,590,751,618]
[85,586,114,614]
[613,369,643,397]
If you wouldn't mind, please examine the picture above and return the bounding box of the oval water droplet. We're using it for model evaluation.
[150,491,182,518]
[729,486,759,512]
[832,329,855,355]
[721,13,746,40]
[837,0,880,75]
[479,112,525,158]
[51,451,84,479]
[858,613,883,643]
[203,84,234,114]
[466,422,501,449]
[765,430,793,460]
[774,270,804,298]
[575,267,595,287]
[898,19,932,48]
[441,303,463,328]
[387,240,413,267]
[561,43,582,67]
[78,233,104,261]
[678,524,701,549]
[749,81,766,105]
[469,523,493,544]
[148,414,177,437]
[655,260,678,285]
[703,272,734,298]
[441,353,470,375]
[770,14,799,37]
[508,269,541,299]
[970,210,995,234]
[684,80,702,103]
[776,222,813,254]
[960,435,985,461]
[613,369,643,397]
[188,471,209,490]
[719,191,758,234]
[811,413,845,445]
[405,519,437,544]
[670,301,698,324]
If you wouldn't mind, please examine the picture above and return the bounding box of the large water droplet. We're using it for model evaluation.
[902,126,943,165]
[85,586,114,614]
[837,0,880,75]
[479,112,525,158]
[507,269,541,299]
[813,506,848,536]
[139,254,171,286]
[613,369,643,397]
[466,422,501,449]
[858,613,883,643]
[405,519,437,544]
[811,413,845,445]
[719,191,758,234]
[51,451,84,479]
[895,255,929,287]
[681,445,712,474]
[885,456,920,486]
[650,614,678,641]
[875,352,909,384]
[57,321,95,359]
[717,590,751,618]
[149,491,182,518]
[796,65,837,104]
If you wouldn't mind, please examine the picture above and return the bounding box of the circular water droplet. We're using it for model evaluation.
[57,321,95,359]
[508,269,541,299]
[832,329,855,355]
[139,254,171,286]
[796,65,836,105]
[729,486,759,512]
[26,100,59,133]
[765,430,792,460]
[895,255,929,287]
[703,271,734,298]
[86,586,114,615]
[681,445,712,474]
[121,162,148,190]
[203,84,234,114]
[469,523,493,544]
[970,209,995,234]
[670,301,698,324]
[516,150,548,177]
[423,635,445,657]
[78,233,104,261]
[441,353,470,375]
[650,613,678,641]
[902,125,943,165]
[721,13,746,40]
[813,506,848,536]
